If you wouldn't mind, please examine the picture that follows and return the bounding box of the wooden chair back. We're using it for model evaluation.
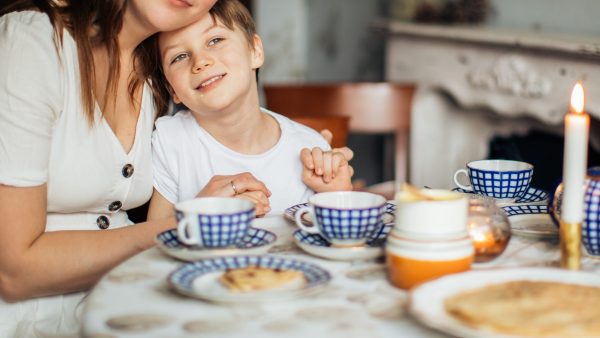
[264,83,415,183]
[290,116,350,149]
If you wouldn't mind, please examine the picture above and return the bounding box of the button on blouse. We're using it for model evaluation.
[122,164,134,178]
[108,201,122,212]
[96,216,110,229]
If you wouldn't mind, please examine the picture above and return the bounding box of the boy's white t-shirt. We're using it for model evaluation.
[152,108,330,214]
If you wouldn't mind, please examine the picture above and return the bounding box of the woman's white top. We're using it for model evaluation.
[0,11,155,337]
[152,109,330,214]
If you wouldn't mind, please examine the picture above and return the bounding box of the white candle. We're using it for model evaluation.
[562,82,590,222]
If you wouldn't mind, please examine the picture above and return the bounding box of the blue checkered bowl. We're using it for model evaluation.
[550,167,600,255]
[294,192,387,246]
[454,159,533,200]
[175,198,255,247]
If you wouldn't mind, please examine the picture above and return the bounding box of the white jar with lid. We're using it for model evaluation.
[394,189,468,240]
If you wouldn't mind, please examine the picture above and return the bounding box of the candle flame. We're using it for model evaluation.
[570,82,585,114]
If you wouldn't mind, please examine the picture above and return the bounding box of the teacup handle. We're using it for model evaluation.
[294,206,322,235]
[177,216,201,246]
[453,169,472,191]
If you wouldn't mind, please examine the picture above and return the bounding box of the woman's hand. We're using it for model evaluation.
[197,173,271,216]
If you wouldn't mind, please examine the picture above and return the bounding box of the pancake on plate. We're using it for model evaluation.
[219,266,305,292]
[444,280,600,337]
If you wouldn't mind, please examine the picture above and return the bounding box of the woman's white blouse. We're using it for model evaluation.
[0,11,154,231]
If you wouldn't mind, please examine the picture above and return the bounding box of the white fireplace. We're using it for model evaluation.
[381,21,600,189]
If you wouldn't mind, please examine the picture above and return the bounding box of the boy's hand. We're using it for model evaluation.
[319,129,354,163]
[301,148,354,192]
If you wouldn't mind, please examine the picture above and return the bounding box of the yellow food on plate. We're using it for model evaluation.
[444,280,600,337]
[219,266,305,292]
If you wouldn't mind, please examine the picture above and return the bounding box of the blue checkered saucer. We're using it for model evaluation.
[454,186,548,207]
[501,204,558,238]
[293,224,392,261]
[155,227,277,261]
[168,255,331,303]
[284,201,396,227]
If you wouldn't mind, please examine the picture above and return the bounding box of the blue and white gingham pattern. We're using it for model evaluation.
[454,187,547,204]
[168,255,331,295]
[294,223,393,248]
[502,204,548,217]
[157,227,275,250]
[516,187,548,203]
[583,178,600,255]
[468,166,533,199]
[285,202,396,227]
[176,208,255,247]
[314,204,387,241]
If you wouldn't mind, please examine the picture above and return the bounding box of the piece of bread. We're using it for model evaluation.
[219,266,305,292]
[444,281,600,337]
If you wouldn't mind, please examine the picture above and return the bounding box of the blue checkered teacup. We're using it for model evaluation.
[453,159,534,201]
[294,192,387,247]
[175,198,255,247]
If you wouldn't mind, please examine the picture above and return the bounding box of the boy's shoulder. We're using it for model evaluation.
[154,110,196,135]
[264,109,328,147]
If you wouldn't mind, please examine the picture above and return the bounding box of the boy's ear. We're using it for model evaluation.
[167,84,182,104]
[172,93,182,104]
[250,34,264,69]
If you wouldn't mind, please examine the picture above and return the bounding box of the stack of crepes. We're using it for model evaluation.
[445,280,600,337]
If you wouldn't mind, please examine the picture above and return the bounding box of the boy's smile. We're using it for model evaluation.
[159,13,264,115]
[196,73,226,92]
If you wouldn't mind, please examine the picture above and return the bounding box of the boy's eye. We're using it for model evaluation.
[170,53,189,64]
[208,37,224,47]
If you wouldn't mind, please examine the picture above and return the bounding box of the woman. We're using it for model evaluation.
[0,1,271,336]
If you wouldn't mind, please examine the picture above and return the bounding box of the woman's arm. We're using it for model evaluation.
[0,184,175,302]
[147,189,175,220]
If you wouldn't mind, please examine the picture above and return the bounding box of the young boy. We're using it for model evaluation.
[148,0,353,217]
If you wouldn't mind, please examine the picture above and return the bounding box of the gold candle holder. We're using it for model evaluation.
[560,220,581,270]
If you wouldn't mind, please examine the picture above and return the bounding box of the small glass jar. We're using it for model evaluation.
[385,233,474,290]
[466,196,511,262]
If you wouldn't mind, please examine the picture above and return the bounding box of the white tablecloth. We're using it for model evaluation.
[82,215,598,338]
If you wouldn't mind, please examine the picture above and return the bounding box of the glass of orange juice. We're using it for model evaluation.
[386,233,474,290]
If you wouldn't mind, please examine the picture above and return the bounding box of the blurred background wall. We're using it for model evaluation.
[252,0,600,188]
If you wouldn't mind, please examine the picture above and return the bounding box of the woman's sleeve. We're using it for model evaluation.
[151,126,179,204]
[0,12,63,186]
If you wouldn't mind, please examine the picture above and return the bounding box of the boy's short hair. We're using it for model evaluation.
[209,0,256,48]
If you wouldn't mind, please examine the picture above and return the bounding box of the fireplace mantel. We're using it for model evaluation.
[380,21,600,189]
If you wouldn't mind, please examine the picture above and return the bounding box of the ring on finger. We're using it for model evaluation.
[230,181,239,195]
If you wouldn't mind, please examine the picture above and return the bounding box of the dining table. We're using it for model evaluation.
[81,213,600,338]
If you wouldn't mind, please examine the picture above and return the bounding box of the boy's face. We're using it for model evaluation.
[159,14,264,113]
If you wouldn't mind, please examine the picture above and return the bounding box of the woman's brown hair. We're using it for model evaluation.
[1,0,148,126]
[143,0,258,118]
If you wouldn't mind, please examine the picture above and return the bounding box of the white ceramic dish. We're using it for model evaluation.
[502,204,558,238]
[155,227,276,261]
[293,224,392,261]
[168,255,331,303]
[454,186,548,207]
[409,268,600,338]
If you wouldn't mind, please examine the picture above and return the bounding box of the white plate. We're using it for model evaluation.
[453,187,548,207]
[293,224,392,261]
[410,268,600,338]
[155,227,276,261]
[502,204,558,239]
[284,201,396,226]
[168,255,331,303]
